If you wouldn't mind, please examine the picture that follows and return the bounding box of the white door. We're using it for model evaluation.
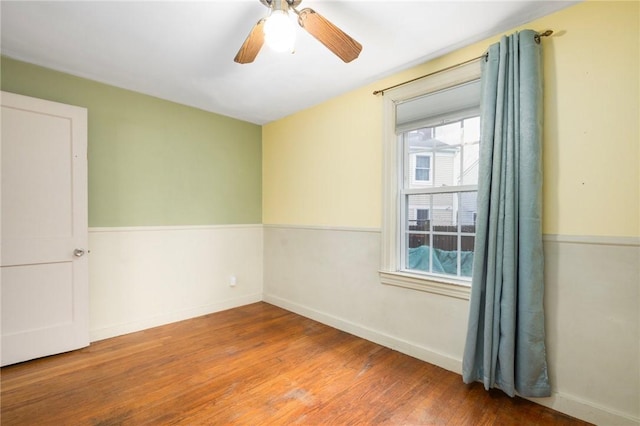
[1,91,89,366]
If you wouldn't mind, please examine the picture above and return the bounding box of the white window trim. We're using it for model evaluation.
[379,60,482,300]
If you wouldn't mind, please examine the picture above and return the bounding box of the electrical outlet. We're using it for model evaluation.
[229,275,237,287]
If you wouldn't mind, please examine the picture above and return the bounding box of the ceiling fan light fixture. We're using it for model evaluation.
[264,9,296,53]
[234,0,361,64]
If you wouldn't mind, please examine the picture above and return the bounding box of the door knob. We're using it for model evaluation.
[73,249,85,257]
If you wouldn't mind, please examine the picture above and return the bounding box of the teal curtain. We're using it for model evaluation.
[462,29,551,398]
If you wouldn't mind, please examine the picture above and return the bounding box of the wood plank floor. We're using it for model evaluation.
[1,302,590,425]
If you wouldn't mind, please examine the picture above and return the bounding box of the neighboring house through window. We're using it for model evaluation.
[379,60,482,299]
[415,154,431,182]
[415,208,430,227]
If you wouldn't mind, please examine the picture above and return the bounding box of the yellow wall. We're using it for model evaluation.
[263,1,640,237]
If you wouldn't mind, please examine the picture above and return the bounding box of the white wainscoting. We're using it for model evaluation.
[88,225,263,342]
[263,225,471,376]
[540,235,639,426]
[263,225,640,426]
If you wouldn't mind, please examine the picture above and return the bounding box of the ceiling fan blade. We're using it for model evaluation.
[234,19,266,64]
[296,8,362,63]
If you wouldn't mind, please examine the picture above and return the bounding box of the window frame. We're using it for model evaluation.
[379,60,482,300]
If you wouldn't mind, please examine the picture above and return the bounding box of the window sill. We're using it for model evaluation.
[379,270,471,300]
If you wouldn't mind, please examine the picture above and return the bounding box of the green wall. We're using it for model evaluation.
[1,57,262,227]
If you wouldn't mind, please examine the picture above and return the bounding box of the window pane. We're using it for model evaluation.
[415,168,430,181]
[433,234,457,251]
[461,236,475,277]
[407,232,429,249]
[406,194,431,273]
[461,143,480,185]
[435,122,462,146]
[434,148,460,186]
[431,193,455,228]
[417,209,430,221]
[407,194,431,230]
[406,233,431,273]
[416,156,430,168]
[463,117,480,144]
[407,131,434,188]
[459,191,478,232]
[432,235,459,277]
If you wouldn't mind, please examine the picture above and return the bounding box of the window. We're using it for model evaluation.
[401,117,479,279]
[414,155,431,182]
[415,208,430,227]
[380,60,482,299]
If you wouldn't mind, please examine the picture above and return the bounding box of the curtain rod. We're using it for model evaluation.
[372,30,553,96]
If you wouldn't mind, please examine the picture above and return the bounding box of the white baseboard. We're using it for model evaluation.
[263,293,463,374]
[90,293,262,342]
[263,293,639,426]
[530,392,640,426]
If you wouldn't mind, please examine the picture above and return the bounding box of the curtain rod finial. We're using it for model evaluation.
[534,29,554,44]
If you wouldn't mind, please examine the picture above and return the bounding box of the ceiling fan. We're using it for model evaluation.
[234,0,362,64]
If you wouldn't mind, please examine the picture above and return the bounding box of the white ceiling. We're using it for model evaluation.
[1,1,577,125]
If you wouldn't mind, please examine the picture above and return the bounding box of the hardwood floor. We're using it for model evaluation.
[1,302,590,425]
